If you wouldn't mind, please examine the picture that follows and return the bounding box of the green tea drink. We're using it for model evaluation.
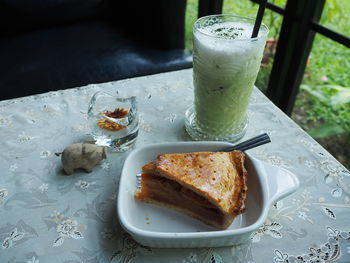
[193,15,268,137]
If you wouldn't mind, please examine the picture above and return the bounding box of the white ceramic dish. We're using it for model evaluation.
[117,142,299,248]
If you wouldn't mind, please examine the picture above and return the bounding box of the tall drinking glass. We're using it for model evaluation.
[185,15,268,142]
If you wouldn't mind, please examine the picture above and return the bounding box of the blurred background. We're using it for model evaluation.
[1,0,348,169]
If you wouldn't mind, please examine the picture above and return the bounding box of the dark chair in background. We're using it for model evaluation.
[0,0,192,100]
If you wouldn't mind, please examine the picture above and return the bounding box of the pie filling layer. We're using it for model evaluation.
[135,173,233,228]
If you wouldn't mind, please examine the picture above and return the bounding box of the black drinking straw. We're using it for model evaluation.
[251,0,268,38]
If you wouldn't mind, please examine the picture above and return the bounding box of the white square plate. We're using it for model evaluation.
[117,142,299,248]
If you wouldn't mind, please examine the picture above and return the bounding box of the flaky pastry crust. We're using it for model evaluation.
[135,150,248,229]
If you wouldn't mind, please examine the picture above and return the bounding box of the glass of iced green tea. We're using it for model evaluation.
[185,15,268,142]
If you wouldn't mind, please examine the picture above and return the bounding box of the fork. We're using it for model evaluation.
[221,133,271,152]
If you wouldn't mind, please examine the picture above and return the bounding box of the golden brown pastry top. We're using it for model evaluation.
[142,150,247,215]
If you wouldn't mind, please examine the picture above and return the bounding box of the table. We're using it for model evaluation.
[1,69,349,263]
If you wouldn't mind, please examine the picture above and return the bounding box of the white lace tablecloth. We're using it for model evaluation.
[1,69,350,263]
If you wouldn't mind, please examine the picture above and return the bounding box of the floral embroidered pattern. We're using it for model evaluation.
[298,135,350,196]
[138,113,152,132]
[0,117,11,126]
[304,159,316,168]
[271,191,314,224]
[165,113,177,123]
[40,150,51,158]
[254,150,291,169]
[1,69,350,262]
[17,132,35,143]
[269,186,350,226]
[156,106,164,111]
[182,252,198,263]
[110,233,153,262]
[1,228,24,249]
[297,136,330,158]
[251,222,283,243]
[75,180,95,190]
[298,211,309,221]
[273,226,350,263]
[321,159,350,193]
[101,160,111,171]
[9,164,18,172]
[322,207,336,220]
[43,209,84,247]
[54,219,83,247]
[0,220,38,250]
[38,184,48,193]
[209,252,223,263]
[101,228,115,240]
[258,129,277,137]
[0,188,8,204]
[331,188,342,198]
[26,256,39,263]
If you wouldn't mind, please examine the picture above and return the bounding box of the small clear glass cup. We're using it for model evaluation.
[185,14,269,142]
[87,91,139,152]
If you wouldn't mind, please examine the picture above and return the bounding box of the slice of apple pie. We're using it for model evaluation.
[134,150,248,229]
